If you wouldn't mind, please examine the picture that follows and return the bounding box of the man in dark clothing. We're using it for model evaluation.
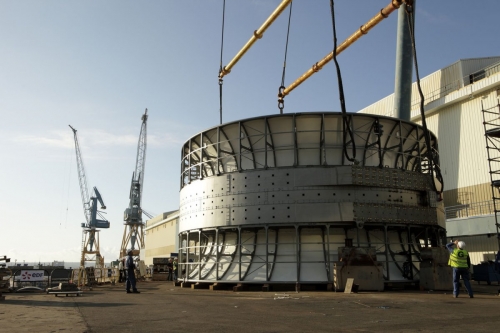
[173,258,178,281]
[126,249,140,293]
[167,259,173,281]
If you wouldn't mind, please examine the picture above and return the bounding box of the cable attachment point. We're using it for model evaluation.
[391,0,403,9]
[254,30,263,39]
[218,66,225,86]
[403,0,414,8]
[278,86,285,114]
[219,66,230,79]
[404,2,414,14]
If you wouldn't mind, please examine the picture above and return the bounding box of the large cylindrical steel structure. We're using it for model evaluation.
[178,112,445,285]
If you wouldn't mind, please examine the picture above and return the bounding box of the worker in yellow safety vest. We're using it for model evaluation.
[446,240,473,298]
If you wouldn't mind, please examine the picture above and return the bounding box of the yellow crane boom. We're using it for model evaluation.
[280,0,410,100]
[218,0,293,79]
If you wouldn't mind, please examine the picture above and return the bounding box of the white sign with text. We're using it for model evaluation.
[17,270,45,281]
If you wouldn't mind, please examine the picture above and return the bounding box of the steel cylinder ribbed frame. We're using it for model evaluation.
[178,223,446,284]
[178,112,445,284]
[180,112,439,185]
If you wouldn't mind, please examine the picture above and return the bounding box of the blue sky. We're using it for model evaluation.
[1,0,499,263]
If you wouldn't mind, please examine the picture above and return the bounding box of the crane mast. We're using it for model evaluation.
[135,110,148,201]
[70,125,91,226]
[120,109,148,259]
[69,125,110,272]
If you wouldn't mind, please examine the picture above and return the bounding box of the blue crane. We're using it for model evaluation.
[69,125,110,269]
[120,109,149,259]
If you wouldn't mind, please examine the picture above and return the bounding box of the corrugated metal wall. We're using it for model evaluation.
[423,93,492,191]
[455,235,499,265]
[443,183,491,208]
[358,94,394,117]
[359,58,500,118]
[461,57,500,79]
[412,62,462,108]
[409,57,500,110]
[360,58,500,195]
[144,217,179,266]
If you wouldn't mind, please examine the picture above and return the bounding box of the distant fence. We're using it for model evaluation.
[9,268,79,290]
[7,267,119,291]
[70,267,119,287]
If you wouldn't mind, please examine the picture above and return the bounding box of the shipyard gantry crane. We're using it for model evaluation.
[120,109,149,260]
[69,125,110,278]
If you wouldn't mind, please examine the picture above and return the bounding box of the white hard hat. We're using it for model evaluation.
[457,241,466,249]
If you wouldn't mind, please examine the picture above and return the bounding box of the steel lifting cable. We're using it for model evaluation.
[218,0,226,125]
[404,5,444,194]
[330,0,356,162]
[278,1,293,114]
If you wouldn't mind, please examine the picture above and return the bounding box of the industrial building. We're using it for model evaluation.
[142,210,179,266]
[360,56,500,264]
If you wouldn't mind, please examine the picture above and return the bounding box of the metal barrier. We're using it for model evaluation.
[445,200,495,220]
[411,62,500,111]
[3,267,120,292]
[11,269,50,291]
[70,267,119,288]
[49,269,73,288]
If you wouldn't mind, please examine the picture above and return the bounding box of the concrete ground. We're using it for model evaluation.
[1,281,499,333]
